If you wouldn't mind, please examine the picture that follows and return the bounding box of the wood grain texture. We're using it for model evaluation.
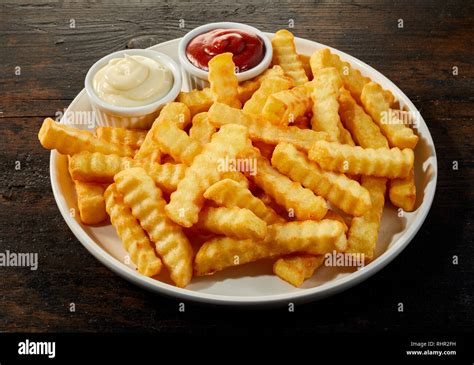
[0,0,472,334]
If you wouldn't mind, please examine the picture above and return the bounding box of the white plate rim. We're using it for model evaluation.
[49,35,438,306]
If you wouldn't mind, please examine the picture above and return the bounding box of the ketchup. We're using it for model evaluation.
[186,28,265,72]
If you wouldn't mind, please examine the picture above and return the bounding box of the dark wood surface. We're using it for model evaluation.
[0,0,472,334]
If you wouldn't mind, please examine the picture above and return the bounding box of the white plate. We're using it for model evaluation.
[50,34,437,306]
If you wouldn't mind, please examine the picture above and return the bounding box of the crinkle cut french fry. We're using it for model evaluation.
[271,143,371,216]
[114,167,193,288]
[324,210,348,232]
[38,118,133,157]
[194,220,347,275]
[273,255,324,287]
[134,102,191,161]
[166,124,250,227]
[261,86,311,126]
[243,75,294,116]
[338,88,388,149]
[73,180,108,225]
[208,53,241,108]
[310,67,343,142]
[299,54,313,80]
[195,206,267,240]
[389,168,416,212]
[204,178,284,224]
[272,30,308,86]
[237,65,286,103]
[346,176,386,261]
[69,151,134,183]
[338,121,355,146]
[153,119,202,165]
[361,82,418,149]
[144,162,186,194]
[248,149,328,221]
[189,112,216,146]
[220,171,249,189]
[310,48,370,103]
[208,103,329,151]
[96,127,147,150]
[104,184,162,277]
[309,141,414,179]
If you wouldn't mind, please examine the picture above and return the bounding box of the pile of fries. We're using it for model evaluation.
[38,29,419,288]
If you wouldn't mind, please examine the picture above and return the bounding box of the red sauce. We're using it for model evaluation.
[186,28,265,72]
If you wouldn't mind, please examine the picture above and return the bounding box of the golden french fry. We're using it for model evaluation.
[220,171,249,189]
[389,168,416,211]
[194,220,347,275]
[195,206,267,240]
[204,178,284,224]
[272,30,308,85]
[134,102,191,161]
[243,75,294,116]
[208,103,329,151]
[310,67,343,142]
[346,176,386,261]
[261,85,311,126]
[361,82,418,149]
[166,124,250,227]
[144,162,186,194]
[338,121,355,146]
[324,210,348,232]
[73,180,108,225]
[208,53,241,108]
[299,54,313,80]
[273,255,324,287]
[272,143,371,216]
[248,149,328,220]
[189,112,216,146]
[96,127,147,150]
[338,88,388,149]
[309,141,414,179]
[114,167,193,287]
[310,48,370,102]
[38,118,133,157]
[153,119,202,165]
[104,184,162,277]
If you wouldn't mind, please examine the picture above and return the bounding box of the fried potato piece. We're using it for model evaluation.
[338,121,355,145]
[104,184,162,277]
[134,102,191,161]
[153,119,202,165]
[243,75,294,116]
[208,103,329,151]
[96,127,147,150]
[310,67,343,142]
[143,162,186,194]
[73,180,108,225]
[177,87,214,116]
[114,167,193,287]
[220,171,249,189]
[262,85,311,126]
[346,176,386,261]
[324,210,348,232]
[38,118,133,157]
[299,54,313,80]
[204,178,284,224]
[389,168,416,211]
[247,149,327,220]
[195,206,267,240]
[309,141,414,179]
[194,220,347,275]
[69,151,134,183]
[208,52,241,108]
[189,112,216,146]
[177,66,285,116]
[310,48,370,102]
[273,255,324,287]
[272,30,308,85]
[166,124,250,227]
[361,82,418,149]
[338,87,388,149]
[272,143,371,216]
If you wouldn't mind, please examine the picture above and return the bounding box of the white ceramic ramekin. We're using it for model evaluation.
[85,49,182,129]
[178,22,273,89]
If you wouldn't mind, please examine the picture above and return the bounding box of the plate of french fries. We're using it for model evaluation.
[38,28,437,305]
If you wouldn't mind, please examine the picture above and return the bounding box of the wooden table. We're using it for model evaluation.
[0,1,472,334]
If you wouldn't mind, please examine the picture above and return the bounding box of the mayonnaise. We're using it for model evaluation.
[93,54,173,107]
